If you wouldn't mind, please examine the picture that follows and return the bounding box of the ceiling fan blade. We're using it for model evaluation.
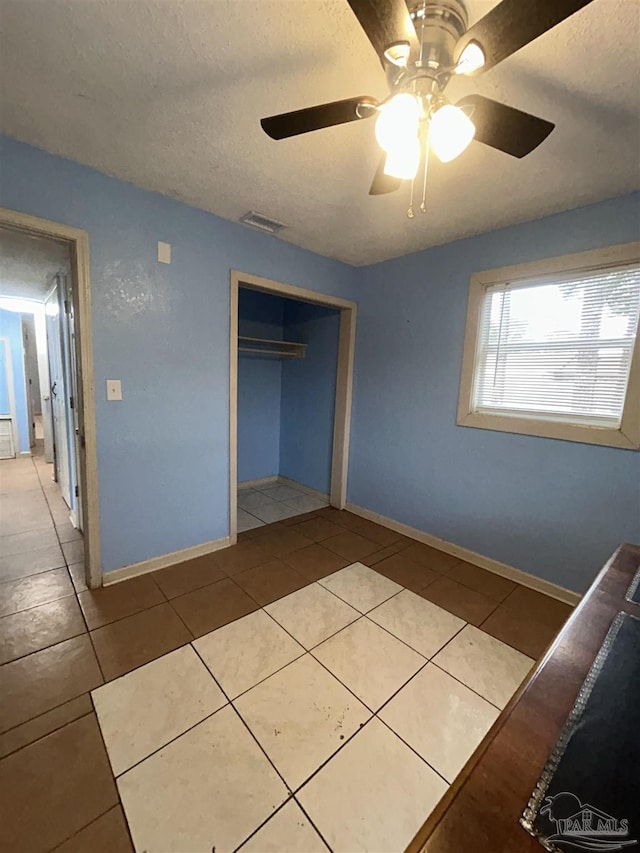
[458,95,554,158]
[455,0,596,72]
[261,96,377,140]
[369,154,401,195]
[346,0,419,65]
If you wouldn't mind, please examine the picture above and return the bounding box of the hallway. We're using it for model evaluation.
[1,450,84,592]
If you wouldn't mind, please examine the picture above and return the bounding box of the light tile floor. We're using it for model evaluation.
[0,453,575,852]
[91,563,534,852]
[237,480,329,531]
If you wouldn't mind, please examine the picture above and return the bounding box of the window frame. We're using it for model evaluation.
[457,242,640,450]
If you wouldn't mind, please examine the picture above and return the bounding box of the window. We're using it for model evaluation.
[457,243,640,449]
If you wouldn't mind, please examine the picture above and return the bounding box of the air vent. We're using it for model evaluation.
[239,211,286,235]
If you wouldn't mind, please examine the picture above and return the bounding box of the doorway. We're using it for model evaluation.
[0,208,100,588]
[229,271,357,543]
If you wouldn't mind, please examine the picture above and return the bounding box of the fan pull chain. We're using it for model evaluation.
[407,177,415,219]
[420,127,430,213]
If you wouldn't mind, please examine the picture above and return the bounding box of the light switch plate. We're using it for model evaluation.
[157,241,171,264]
[106,379,122,401]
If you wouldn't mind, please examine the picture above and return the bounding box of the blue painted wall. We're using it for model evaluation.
[237,289,284,482]
[350,193,640,593]
[0,308,29,453]
[2,134,637,591]
[0,136,356,572]
[280,301,340,494]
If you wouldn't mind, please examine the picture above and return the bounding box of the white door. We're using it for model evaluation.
[45,279,72,508]
[21,317,36,448]
[61,273,81,528]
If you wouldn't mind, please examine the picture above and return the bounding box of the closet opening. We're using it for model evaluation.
[229,271,356,542]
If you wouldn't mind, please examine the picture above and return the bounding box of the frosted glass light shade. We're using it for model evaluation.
[375,94,420,153]
[430,105,475,162]
[383,137,421,180]
[455,41,485,75]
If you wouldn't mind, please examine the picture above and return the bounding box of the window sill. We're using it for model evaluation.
[456,410,640,450]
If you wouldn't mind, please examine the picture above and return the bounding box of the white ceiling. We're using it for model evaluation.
[0,227,70,299]
[1,0,638,265]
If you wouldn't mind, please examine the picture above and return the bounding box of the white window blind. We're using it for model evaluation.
[472,262,640,427]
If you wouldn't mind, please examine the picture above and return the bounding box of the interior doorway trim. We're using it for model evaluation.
[0,207,101,588]
[229,270,357,543]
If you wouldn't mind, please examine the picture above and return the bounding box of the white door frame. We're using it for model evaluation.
[0,207,101,589]
[229,270,357,544]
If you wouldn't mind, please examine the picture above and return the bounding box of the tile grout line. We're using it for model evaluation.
[191,607,307,690]
[142,569,204,649]
[111,699,225,779]
[264,600,361,654]
[187,644,323,846]
[373,711,453,787]
[0,705,94,762]
[47,803,130,853]
[87,600,196,682]
[316,572,405,618]
[289,796,334,853]
[0,682,96,739]
[1,620,88,668]
[0,583,77,617]
[86,688,137,851]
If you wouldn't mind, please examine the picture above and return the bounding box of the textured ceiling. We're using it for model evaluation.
[1,0,638,265]
[0,227,70,299]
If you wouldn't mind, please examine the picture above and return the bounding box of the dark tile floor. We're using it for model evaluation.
[0,453,575,851]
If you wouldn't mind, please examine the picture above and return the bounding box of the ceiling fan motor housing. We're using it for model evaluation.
[409,0,468,71]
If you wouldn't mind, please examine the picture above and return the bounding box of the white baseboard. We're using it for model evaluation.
[277,476,329,502]
[239,475,279,490]
[103,535,231,586]
[345,502,581,607]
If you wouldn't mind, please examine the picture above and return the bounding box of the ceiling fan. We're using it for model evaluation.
[260,0,596,217]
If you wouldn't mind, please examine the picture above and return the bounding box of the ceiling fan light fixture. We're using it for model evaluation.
[375,93,420,153]
[430,104,476,162]
[383,40,411,67]
[383,136,421,180]
[454,41,486,75]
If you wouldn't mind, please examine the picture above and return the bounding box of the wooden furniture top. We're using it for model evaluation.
[408,543,640,853]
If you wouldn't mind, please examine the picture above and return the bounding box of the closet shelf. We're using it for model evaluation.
[238,335,307,359]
